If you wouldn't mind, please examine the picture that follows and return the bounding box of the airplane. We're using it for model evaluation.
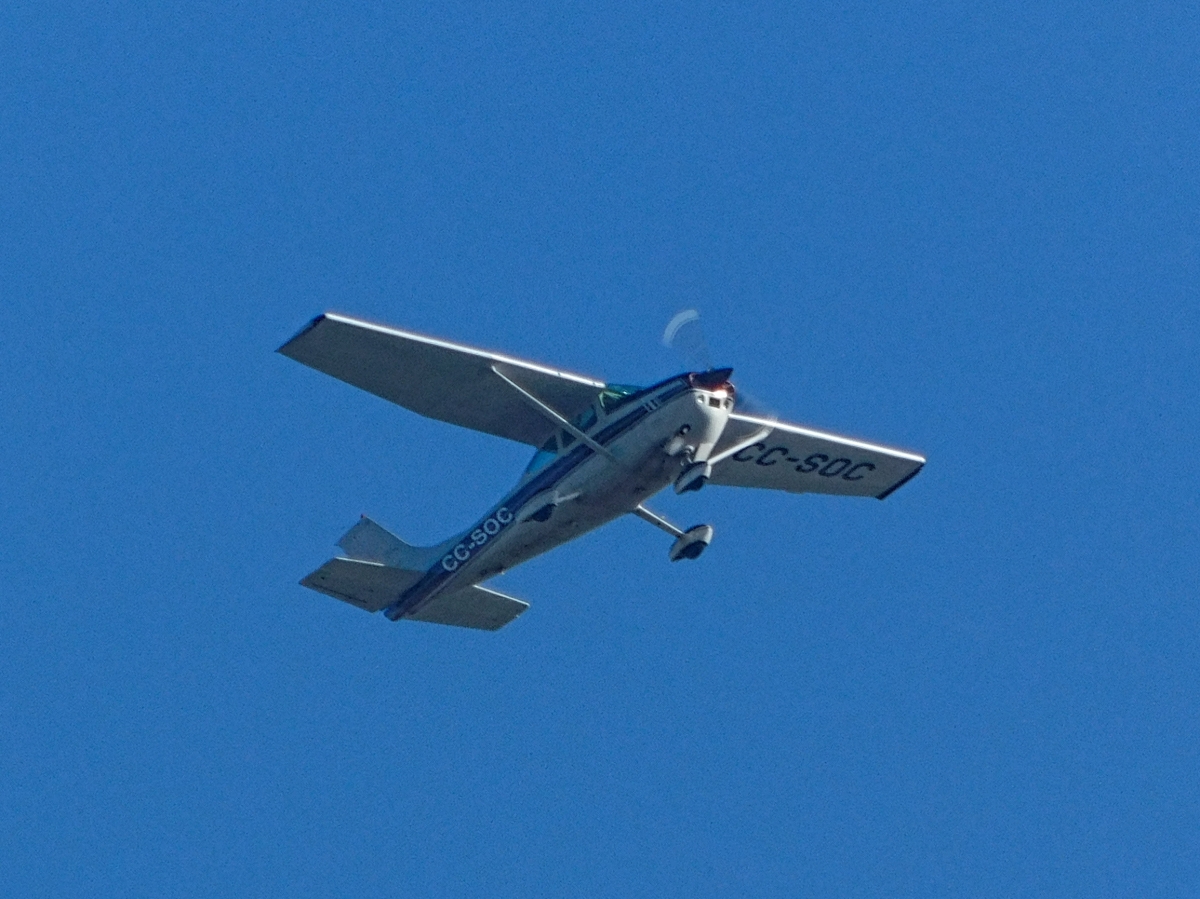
[278,312,925,631]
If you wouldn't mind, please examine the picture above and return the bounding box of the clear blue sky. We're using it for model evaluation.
[3,3,1198,896]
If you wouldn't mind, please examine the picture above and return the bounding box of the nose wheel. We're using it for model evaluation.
[674,460,712,494]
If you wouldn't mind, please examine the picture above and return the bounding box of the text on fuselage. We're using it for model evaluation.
[440,506,514,572]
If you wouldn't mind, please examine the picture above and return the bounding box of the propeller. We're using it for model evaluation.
[660,308,777,422]
[659,308,780,494]
[661,309,713,373]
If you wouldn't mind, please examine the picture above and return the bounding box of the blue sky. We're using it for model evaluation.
[3,3,1198,896]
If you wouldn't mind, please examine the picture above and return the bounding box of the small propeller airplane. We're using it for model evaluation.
[278,312,925,631]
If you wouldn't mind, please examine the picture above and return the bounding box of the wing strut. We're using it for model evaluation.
[278,312,604,447]
[632,504,685,537]
[633,504,714,561]
[706,421,774,465]
[489,365,618,462]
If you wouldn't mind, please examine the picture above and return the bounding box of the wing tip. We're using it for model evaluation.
[876,462,925,500]
[276,313,328,356]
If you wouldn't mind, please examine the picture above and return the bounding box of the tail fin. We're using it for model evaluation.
[302,516,527,628]
[336,515,449,570]
[300,516,449,615]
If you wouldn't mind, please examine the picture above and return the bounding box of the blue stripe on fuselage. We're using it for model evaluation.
[383,377,691,620]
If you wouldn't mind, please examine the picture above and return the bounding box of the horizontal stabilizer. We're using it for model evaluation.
[407,585,529,631]
[300,557,423,613]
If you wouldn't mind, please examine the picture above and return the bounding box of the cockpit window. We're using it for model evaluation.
[573,405,598,431]
[597,383,644,414]
[523,435,558,476]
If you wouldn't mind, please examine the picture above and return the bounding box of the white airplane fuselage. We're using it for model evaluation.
[384,374,732,620]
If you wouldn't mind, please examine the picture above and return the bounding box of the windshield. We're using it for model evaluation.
[597,383,644,414]
[521,382,647,478]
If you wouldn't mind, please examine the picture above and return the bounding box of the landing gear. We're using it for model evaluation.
[666,425,715,494]
[674,460,712,494]
[527,503,555,522]
[663,424,692,457]
[521,491,580,524]
[668,524,714,562]
[631,505,714,562]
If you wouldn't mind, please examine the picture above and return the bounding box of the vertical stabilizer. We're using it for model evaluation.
[337,516,449,571]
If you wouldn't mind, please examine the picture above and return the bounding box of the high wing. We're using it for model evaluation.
[710,413,925,499]
[278,312,606,447]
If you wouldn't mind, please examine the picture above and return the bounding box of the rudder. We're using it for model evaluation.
[337,515,450,570]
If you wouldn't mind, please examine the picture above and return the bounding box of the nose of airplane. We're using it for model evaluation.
[687,367,733,389]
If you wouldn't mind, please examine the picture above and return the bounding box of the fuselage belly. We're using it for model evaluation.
[385,377,729,620]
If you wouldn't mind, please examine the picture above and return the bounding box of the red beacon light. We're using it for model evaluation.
[687,367,734,391]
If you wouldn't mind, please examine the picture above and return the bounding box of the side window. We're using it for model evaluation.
[597,383,644,414]
[523,435,559,475]
[561,430,576,448]
[573,405,598,432]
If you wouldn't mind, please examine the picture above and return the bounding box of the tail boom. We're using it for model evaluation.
[298,516,528,630]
